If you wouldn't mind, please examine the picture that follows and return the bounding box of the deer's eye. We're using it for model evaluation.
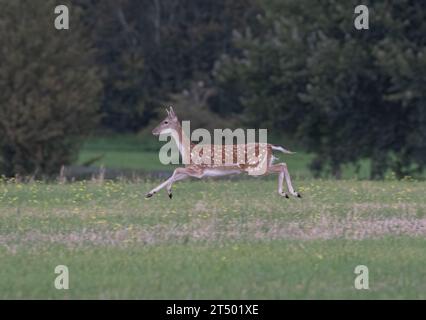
[164,121,168,124]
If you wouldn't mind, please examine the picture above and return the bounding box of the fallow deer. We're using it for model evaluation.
[145,107,301,199]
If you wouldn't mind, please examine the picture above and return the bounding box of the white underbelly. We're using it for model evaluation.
[202,168,242,177]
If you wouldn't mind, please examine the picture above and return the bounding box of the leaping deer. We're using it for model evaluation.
[145,107,301,199]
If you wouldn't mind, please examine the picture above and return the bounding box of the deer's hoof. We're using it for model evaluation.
[280,192,289,198]
[145,193,153,199]
[168,193,173,199]
[296,192,302,198]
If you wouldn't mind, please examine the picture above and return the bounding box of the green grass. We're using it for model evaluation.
[78,149,167,172]
[77,134,168,171]
[1,178,425,299]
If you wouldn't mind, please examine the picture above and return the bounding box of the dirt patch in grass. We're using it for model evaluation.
[1,216,425,251]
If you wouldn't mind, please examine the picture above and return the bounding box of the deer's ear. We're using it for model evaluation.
[169,106,177,119]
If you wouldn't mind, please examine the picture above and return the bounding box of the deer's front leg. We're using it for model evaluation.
[145,167,194,199]
[145,177,173,198]
[166,167,203,198]
[166,172,189,199]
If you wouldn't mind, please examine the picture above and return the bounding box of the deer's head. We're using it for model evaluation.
[152,107,179,136]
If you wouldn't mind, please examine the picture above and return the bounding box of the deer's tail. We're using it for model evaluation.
[271,145,295,154]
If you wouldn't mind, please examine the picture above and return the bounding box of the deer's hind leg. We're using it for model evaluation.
[267,163,301,198]
[281,163,301,197]
[267,164,289,198]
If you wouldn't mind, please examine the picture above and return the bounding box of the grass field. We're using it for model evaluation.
[1,178,425,299]
[77,134,169,172]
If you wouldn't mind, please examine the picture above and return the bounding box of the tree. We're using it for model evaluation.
[214,0,426,179]
[0,0,103,177]
[79,0,259,132]
[76,0,148,132]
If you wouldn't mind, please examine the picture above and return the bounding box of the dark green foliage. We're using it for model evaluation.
[215,0,426,179]
[0,0,102,177]
[80,0,259,132]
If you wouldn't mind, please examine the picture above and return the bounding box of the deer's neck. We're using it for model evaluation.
[171,122,191,164]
